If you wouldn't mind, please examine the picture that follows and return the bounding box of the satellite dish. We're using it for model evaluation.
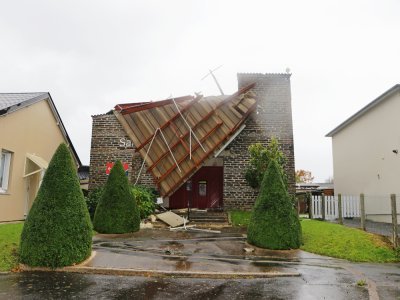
[285,67,291,74]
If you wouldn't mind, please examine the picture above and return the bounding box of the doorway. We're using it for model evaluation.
[169,166,223,209]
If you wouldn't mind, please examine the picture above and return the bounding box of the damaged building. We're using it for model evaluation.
[89,73,295,210]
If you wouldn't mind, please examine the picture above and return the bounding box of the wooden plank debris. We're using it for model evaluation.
[156,211,188,227]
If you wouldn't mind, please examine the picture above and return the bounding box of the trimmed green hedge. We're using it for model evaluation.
[86,186,104,220]
[131,186,156,219]
[93,161,140,233]
[247,159,302,249]
[19,143,92,268]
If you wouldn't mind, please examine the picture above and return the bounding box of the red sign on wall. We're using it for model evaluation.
[106,162,129,175]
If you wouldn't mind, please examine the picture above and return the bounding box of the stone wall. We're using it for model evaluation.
[222,73,295,210]
[88,112,155,190]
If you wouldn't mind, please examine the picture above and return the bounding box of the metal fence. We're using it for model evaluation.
[310,193,399,247]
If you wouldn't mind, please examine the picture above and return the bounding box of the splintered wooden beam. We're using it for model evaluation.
[135,95,203,152]
[156,122,223,184]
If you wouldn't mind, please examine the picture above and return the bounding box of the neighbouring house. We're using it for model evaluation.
[295,182,334,214]
[295,182,334,196]
[0,93,80,222]
[89,73,295,211]
[78,165,90,194]
[326,84,400,222]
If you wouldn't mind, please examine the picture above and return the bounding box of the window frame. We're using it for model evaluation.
[0,150,12,193]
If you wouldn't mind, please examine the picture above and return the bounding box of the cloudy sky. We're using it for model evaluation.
[1,0,399,182]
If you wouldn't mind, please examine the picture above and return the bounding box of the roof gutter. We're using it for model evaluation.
[46,94,82,167]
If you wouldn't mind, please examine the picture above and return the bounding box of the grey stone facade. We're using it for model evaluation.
[222,73,295,210]
[89,73,295,211]
[88,112,154,190]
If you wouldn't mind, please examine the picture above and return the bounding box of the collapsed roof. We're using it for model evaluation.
[114,83,257,197]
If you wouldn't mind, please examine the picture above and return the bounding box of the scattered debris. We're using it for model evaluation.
[170,225,196,231]
[140,222,153,229]
[187,228,221,233]
[156,211,188,227]
[149,215,157,223]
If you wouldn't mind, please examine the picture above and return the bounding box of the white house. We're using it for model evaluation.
[326,84,400,223]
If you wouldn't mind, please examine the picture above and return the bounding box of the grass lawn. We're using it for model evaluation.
[0,222,23,272]
[230,210,252,227]
[229,211,399,263]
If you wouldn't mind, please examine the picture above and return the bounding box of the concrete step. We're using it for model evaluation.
[190,218,228,223]
[176,211,228,223]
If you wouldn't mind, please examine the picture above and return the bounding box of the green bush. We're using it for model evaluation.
[93,161,140,233]
[131,186,156,219]
[19,143,92,268]
[247,159,301,249]
[85,187,104,220]
[245,137,287,189]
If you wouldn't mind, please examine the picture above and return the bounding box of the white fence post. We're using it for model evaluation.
[310,195,339,220]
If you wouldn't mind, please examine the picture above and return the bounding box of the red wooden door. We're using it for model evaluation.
[169,166,223,209]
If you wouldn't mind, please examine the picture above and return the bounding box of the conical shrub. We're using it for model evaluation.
[19,143,92,268]
[93,161,140,233]
[247,159,302,249]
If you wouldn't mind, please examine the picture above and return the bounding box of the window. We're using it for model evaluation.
[198,180,207,196]
[0,150,12,193]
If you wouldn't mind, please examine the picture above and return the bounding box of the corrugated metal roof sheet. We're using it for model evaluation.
[114,83,257,197]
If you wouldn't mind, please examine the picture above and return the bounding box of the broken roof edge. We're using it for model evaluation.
[326,84,400,137]
[115,95,195,114]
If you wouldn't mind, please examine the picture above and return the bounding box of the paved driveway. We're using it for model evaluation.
[1,228,399,299]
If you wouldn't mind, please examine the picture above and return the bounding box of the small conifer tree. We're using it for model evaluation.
[93,161,140,233]
[247,159,302,249]
[19,143,92,268]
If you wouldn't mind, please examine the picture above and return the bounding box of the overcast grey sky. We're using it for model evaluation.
[1,0,399,182]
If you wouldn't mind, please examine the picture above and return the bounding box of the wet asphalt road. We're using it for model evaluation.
[0,268,369,300]
[1,229,398,299]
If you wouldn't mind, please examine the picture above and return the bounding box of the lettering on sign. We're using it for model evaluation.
[119,137,134,149]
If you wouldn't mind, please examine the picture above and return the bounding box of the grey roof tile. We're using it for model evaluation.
[0,93,48,111]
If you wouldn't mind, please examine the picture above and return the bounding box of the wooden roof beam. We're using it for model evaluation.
[215,83,256,109]
[147,108,220,172]
[118,95,195,114]
[135,94,203,152]
[163,100,256,196]
[156,122,223,184]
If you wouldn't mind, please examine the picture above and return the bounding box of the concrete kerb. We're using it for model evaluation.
[341,264,379,300]
[19,265,301,279]
[18,248,302,279]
